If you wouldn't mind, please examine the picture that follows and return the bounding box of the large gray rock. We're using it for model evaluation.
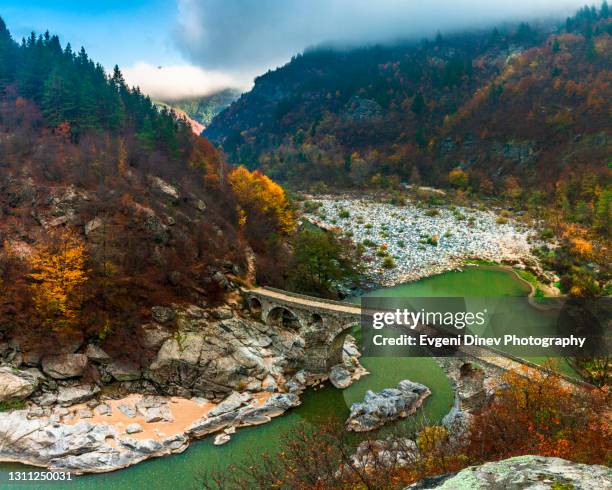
[107,359,141,381]
[346,380,430,432]
[42,354,88,379]
[208,391,252,417]
[57,384,100,406]
[84,344,110,363]
[0,367,38,402]
[138,323,171,349]
[125,423,143,434]
[329,364,352,389]
[406,455,612,489]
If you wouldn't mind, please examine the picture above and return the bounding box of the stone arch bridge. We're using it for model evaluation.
[243,287,361,373]
[241,287,592,391]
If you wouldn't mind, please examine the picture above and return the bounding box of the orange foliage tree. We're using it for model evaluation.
[448,168,469,189]
[467,365,611,465]
[228,166,295,239]
[29,230,89,330]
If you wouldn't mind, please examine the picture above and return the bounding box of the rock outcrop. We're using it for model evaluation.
[0,300,366,474]
[0,391,301,474]
[0,367,39,402]
[41,354,88,379]
[406,455,612,489]
[346,380,431,432]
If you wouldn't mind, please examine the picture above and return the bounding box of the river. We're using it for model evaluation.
[1,266,541,489]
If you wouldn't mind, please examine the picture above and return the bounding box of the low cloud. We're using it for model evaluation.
[122,62,248,101]
[174,0,586,74]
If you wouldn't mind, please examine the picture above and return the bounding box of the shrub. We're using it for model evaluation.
[426,235,439,246]
[425,208,440,217]
[338,208,350,219]
[303,200,322,213]
[382,256,396,268]
[541,228,554,239]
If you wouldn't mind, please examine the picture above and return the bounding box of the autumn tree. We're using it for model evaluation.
[29,230,89,330]
[448,168,469,189]
[467,365,611,465]
[228,166,295,248]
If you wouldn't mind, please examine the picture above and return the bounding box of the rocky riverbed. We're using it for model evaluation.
[303,195,547,286]
[0,300,366,474]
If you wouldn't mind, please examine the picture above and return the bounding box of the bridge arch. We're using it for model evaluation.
[266,306,301,330]
[248,297,262,312]
[309,313,323,327]
[325,321,359,370]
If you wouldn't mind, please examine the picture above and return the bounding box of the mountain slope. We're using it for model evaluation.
[206,7,611,196]
[0,19,290,357]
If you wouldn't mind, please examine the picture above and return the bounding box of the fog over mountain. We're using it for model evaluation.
[174,0,585,77]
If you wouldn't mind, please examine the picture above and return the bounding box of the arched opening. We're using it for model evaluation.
[460,362,473,377]
[326,323,358,370]
[267,307,300,330]
[310,313,323,327]
[248,297,262,317]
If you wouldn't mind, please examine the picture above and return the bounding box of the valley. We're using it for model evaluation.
[0,2,609,489]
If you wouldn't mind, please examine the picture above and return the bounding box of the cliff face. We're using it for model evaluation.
[406,455,612,489]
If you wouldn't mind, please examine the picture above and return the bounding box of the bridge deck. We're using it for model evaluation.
[249,287,361,316]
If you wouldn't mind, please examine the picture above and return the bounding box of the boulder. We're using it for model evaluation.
[84,344,110,363]
[192,199,207,212]
[406,455,612,489]
[346,380,430,432]
[211,306,233,320]
[107,359,141,381]
[151,306,176,324]
[94,403,111,416]
[138,323,172,350]
[42,354,88,379]
[56,384,100,406]
[213,433,230,445]
[208,391,252,418]
[329,364,353,389]
[34,392,58,407]
[142,405,173,423]
[147,175,179,200]
[0,367,38,402]
[84,217,103,236]
[125,423,143,434]
[117,404,137,418]
[77,409,93,419]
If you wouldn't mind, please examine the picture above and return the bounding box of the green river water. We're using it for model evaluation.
[1,266,543,489]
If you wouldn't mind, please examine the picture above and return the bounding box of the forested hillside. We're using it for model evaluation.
[206,6,611,223]
[0,18,293,356]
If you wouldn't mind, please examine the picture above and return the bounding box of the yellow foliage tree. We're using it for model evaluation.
[448,168,469,189]
[228,166,295,234]
[29,230,89,329]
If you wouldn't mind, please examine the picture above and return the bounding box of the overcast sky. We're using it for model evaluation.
[0,0,590,100]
